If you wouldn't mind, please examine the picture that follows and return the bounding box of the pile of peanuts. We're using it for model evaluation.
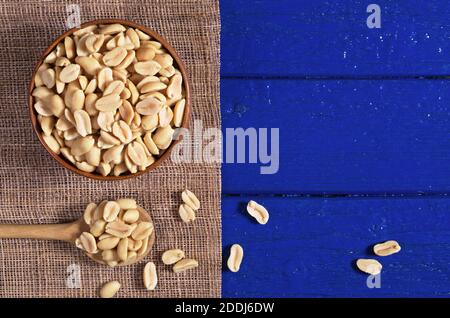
[32,23,186,176]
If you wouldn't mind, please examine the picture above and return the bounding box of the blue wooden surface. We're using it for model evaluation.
[222,196,450,297]
[221,0,450,77]
[220,0,450,297]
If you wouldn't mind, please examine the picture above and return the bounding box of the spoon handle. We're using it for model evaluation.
[0,221,82,243]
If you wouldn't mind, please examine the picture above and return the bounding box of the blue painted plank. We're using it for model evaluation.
[221,0,450,76]
[221,78,450,194]
[222,195,450,297]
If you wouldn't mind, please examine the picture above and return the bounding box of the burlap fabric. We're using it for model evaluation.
[0,0,221,297]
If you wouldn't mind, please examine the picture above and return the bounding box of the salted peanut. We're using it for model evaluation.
[135,97,163,116]
[173,99,185,127]
[60,147,76,163]
[101,249,118,262]
[140,81,167,94]
[227,244,244,273]
[73,110,92,137]
[97,236,120,250]
[116,198,137,210]
[97,67,114,91]
[178,204,196,223]
[76,33,91,57]
[121,209,139,224]
[131,222,153,241]
[373,240,401,256]
[103,47,127,67]
[41,68,56,89]
[182,189,200,211]
[78,76,88,91]
[98,233,114,240]
[92,200,107,222]
[127,251,137,262]
[135,46,156,62]
[85,34,104,53]
[71,136,95,156]
[76,232,98,254]
[143,262,157,290]
[102,144,124,164]
[97,162,112,176]
[173,259,198,273]
[90,219,106,237]
[137,115,155,132]
[117,237,128,261]
[56,42,66,57]
[99,131,121,147]
[64,128,79,141]
[113,163,128,176]
[64,36,75,59]
[247,200,269,225]
[106,220,133,238]
[124,79,139,105]
[97,111,115,132]
[32,86,53,99]
[34,100,52,116]
[55,57,71,67]
[55,68,65,94]
[162,249,185,265]
[159,65,176,77]
[116,50,135,70]
[95,93,121,112]
[104,80,125,96]
[99,23,126,35]
[56,117,72,132]
[123,152,137,173]
[65,89,85,111]
[75,56,101,76]
[83,202,97,225]
[46,94,65,117]
[135,28,150,40]
[64,108,76,126]
[99,281,120,298]
[112,120,133,144]
[166,73,183,99]
[73,25,97,37]
[143,133,159,155]
[153,126,174,149]
[159,106,173,127]
[134,61,161,76]
[153,53,173,69]
[53,131,66,148]
[40,116,55,136]
[76,161,96,173]
[85,79,97,94]
[44,50,57,64]
[84,146,100,167]
[59,64,80,83]
[103,201,120,222]
[356,259,382,275]
[42,134,61,154]
[125,28,140,48]
[125,142,146,166]
[136,75,160,90]
[83,93,98,116]
[117,100,134,125]
[127,238,142,252]
[137,236,149,257]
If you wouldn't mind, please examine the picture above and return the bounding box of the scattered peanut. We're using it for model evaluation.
[356,259,382,275]
[247,200,269,225]
[227,244,244,273]
[373,240,401,256]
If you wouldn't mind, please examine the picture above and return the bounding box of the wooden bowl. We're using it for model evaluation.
[29,19,191,180]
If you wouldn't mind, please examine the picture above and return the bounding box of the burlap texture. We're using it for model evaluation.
[0,0,221,297]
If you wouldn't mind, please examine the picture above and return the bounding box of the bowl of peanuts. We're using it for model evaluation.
[29,19,191,180]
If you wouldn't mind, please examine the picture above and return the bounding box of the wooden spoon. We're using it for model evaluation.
[0,205,155,266]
